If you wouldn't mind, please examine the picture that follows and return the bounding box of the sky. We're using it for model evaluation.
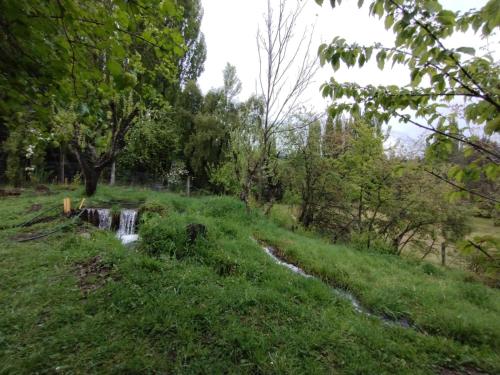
[198,0,497,147]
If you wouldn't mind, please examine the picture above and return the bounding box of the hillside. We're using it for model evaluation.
[1,186,499,374]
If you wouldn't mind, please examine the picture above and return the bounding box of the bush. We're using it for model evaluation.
[201,196,246,218]
[140,212,212,258]
[139,200,169,221]
[350,232,397,255]
[140,215,190,258]
[421,263,444,277]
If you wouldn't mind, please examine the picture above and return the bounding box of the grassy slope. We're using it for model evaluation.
[0,185,499,374]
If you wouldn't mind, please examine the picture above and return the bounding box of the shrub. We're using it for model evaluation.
[350,232,397,255]
[140,215,189,258]
[140,214,211,258]
[139,200,169,221]
[421,263,444,277]
[202,196,246,218]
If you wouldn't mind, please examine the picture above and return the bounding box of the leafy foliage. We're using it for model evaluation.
[315,0,499,200]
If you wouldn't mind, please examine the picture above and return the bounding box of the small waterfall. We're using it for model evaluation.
[117,209,138,244]
[97,209,111,230]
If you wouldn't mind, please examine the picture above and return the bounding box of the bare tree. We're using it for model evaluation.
[256,0,319,205]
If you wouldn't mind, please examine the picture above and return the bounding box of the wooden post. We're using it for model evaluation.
[109,161,116,186]
[441,242,446,266]
[186,175,191,197]
[63,198,71,215]
[78,198,86,210]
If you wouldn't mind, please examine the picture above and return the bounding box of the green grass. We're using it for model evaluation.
[0,185,499,374]
[470,217,500,239]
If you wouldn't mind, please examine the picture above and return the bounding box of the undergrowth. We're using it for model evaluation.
[0,185,499,374]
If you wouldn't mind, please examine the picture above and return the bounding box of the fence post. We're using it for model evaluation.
[441,242,446,266]
[186,175,191,197]
[109,161,116,186]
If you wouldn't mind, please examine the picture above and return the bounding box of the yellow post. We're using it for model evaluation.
[78,198,85,210]
[63,198,71,214]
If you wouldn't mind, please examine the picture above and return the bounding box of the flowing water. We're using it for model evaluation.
[261,243,411,328]
[116,209,138,245]
[97,209,111,230]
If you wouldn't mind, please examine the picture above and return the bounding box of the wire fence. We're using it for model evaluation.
[0,160,209,196]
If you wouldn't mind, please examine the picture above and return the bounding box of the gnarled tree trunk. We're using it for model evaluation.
[71,101,139,196]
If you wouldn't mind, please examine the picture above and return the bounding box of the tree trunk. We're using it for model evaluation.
[59,145,65,184]
[441,242,446,266]
[299,202,313,228]
[83,168,100,196]
[109,161,116,186]
[357,188,364,233]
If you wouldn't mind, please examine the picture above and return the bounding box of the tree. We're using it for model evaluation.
[222,63,242,107]
[176,0,207,86]
[315,0,499,203]
[0,0,186,195]
[118,105,180,185]
[255,0,319,204]
[179,65,240,189]
[210,95,264,206]
[284,112,325,227]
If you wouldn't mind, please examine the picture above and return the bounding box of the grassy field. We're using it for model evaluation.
[1,185,499,374]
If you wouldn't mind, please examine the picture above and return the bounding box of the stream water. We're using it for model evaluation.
[116,209,138,245]
[261,243,411,328]
[97,209,112,230]
[85,208,139,245]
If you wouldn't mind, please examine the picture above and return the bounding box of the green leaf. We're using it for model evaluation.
[485,164,499,181]
[384,14,394,30]
[160,0,177,16]
[423,0,442,13]
[456,47,475,56]
[107,60,122,77]
[410,69,422,87]
[485,117,500,135]
[373,1,384,18]
[437,10,456,26]
[376,50,386,70]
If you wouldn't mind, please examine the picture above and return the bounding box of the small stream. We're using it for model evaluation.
[85,208,139,245]
[261,243,412,328]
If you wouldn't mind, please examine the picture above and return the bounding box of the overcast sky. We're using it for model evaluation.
[198,0,496,146]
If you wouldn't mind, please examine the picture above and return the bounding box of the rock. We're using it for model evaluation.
[186,223,207,244]
[80,232,91,239]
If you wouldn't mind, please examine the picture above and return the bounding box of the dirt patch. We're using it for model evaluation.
[10,231,40,241]
[74,255,115,296]
[26,204,43,213]
[439,366,490,375]
[35,184,51,194]
[0,188,22,197]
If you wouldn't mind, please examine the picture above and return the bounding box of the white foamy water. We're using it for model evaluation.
[116,209,138,245]
[97,209,111,230]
